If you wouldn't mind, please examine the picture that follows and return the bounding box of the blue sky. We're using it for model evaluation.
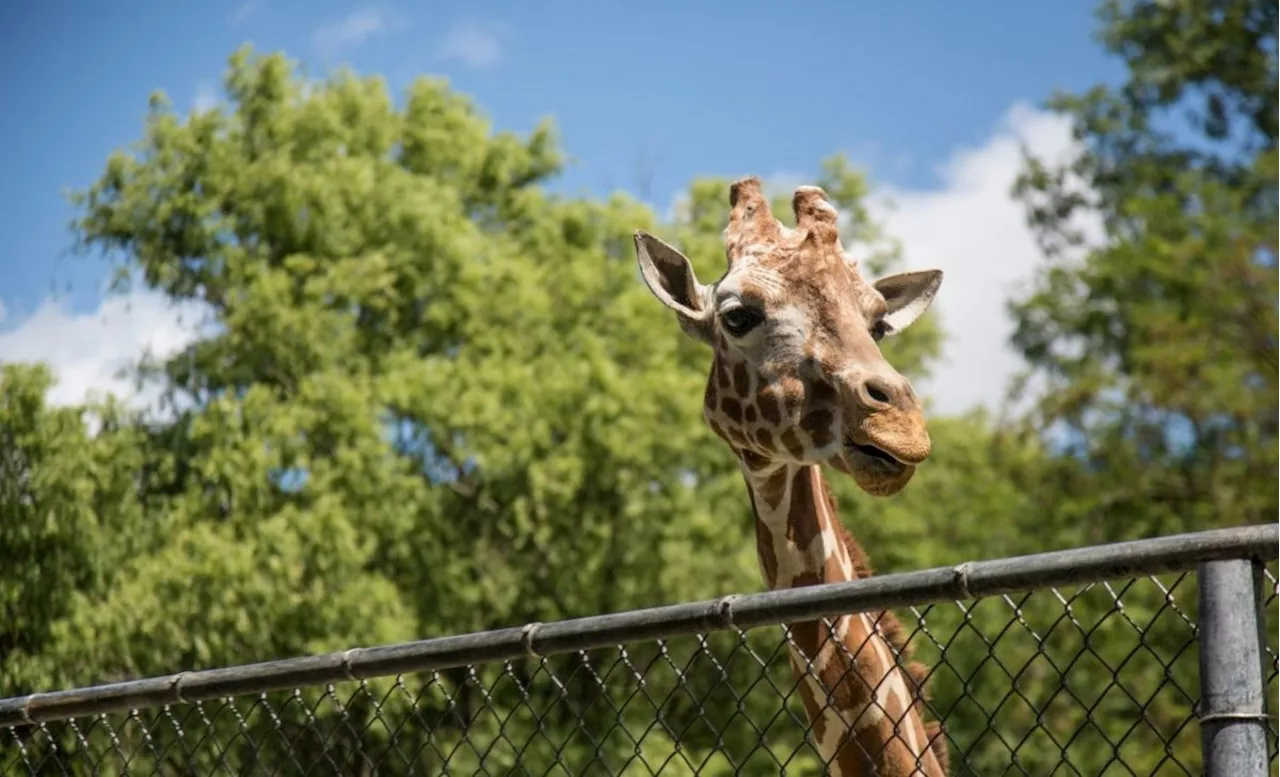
[0,1,1120,414]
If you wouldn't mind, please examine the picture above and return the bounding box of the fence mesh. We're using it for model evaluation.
[4,564,1277,776]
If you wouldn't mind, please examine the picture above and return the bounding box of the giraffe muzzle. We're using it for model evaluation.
[838,372,932,467]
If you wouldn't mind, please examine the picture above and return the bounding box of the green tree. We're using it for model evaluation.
[1011,0,1277,543]
[998,1,1278,773]
[3,46,812,775]
[0,364,156,691]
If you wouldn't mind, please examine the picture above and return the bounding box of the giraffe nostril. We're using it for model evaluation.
[861,376,896,407]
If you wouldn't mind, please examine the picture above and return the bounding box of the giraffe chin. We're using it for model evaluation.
[837,444,918,496]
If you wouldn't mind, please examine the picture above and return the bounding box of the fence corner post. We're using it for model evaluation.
[1197,558,1269,777]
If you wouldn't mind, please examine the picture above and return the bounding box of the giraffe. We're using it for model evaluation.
[633,177,950,776]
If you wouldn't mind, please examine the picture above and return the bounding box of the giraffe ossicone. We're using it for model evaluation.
[634,176,951,776]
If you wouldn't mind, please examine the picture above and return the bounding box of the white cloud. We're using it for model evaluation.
[0,291,205,411]
[868,101,1102,417]
[312,8,392,57]
[193,81,218,112]
[437,21,504,68]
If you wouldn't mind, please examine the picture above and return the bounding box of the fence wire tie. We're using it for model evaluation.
[1199,711,1275,723]
[716,595,740,631]
[341,649,361,682]
[18,695,35,726]
[171,673,191,705]
[521,623,543,658]
[1196,705,1275,724]
[951,562,974,601]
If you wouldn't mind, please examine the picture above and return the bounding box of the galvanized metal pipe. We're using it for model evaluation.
[1197,558,1271,777]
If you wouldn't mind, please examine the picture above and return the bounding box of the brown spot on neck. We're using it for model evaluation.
[785,467,824,551]
[748,485,780,589]
[754,468,788,509]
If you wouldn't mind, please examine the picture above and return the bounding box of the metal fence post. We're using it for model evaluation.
[1197,558,1269,777]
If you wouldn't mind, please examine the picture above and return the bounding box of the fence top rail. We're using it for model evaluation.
[2,523,1275,728]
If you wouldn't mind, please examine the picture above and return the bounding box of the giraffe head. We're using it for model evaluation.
[634,177,942,496]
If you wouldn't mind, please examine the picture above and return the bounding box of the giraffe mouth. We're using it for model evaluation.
[845,439,907,469]
[841,436,917,495]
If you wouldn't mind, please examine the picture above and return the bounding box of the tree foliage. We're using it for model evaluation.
[992,4,1279,771]
[1011,0,1277,543]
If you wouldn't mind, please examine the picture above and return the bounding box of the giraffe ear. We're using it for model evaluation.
[633,231,714,344]
[872,269,943,336]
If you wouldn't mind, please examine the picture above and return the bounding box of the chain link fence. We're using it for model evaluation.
[3,526,1276,776]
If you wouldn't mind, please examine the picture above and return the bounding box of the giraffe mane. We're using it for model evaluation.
[821,478,952,771]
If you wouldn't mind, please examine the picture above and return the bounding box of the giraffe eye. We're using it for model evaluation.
[870,319,889,341]
[721,307,764,337]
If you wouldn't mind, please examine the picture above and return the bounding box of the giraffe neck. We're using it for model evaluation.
[740,461,948,777]
[743,462,859,590]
